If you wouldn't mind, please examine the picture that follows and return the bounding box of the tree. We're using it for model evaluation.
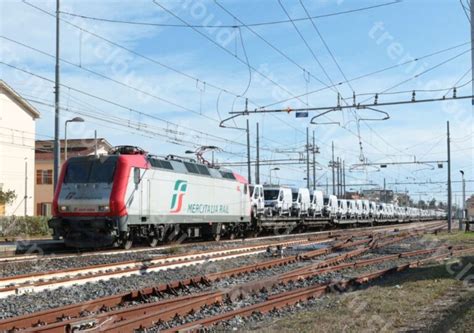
[428,198,437,209]
[0,189,17,205]
[417,200,427,209]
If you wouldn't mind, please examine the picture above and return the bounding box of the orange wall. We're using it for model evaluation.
[34,160,64,216]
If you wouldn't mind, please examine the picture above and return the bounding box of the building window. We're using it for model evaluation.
[37,170,53,185]
[37,203,52,216]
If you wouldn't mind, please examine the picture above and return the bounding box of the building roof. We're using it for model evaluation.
[0,80,40,119]
[36,138,113,161]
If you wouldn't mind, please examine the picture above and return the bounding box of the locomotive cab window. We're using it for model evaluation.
[134,168,140,185]
[64,156,117,184]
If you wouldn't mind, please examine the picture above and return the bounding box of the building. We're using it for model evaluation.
[0,81,40,216]
[467,195,474,221]
[361,189,394,203]
[35,138,113,216]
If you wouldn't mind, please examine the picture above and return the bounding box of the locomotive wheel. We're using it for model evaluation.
[121,238,133,250]
[148,237,159,248]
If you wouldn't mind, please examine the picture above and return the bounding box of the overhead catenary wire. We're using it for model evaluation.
[278,0,339,93]
[460,0,471,23]
[366,48,472,99]
[278,0,367,160]
[0,61,260,151]
[299,0,355,93]
[14,0,466,193]
[235,47,473,114]
[214,0,339,95]
[0,35,222,123]
[213,0,375,156]
[58,1,403,29]
[442,67,472,98]
[6,66,285,161]
[151,0,356,160]
[25,96,254,159]
[260,41,471,108]
[21,0,260,110]
[52,0,462,176]
[236,27,252,97]
[152,0,319,109]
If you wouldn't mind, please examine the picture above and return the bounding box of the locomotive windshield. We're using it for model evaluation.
[264,189,279,200]
[64,156,118,184]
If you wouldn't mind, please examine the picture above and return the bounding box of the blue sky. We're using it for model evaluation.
[1,0,473,204]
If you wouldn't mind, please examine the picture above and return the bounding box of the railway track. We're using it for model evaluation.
[0,222,444,293]
[0,237,323,298]
[0,221,453,332]
[0,220,443,264]
[166,247,474,333]
[0,222,445,300]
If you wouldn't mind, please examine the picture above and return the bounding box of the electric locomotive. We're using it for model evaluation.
[49,146,251,248]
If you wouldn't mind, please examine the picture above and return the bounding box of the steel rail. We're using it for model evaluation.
[0,222,445,332]
[164,247,473,332]
[0,238,321,292]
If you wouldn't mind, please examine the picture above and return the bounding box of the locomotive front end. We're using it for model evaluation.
[49,155,123,248]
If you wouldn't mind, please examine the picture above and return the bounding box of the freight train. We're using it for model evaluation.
[49,146,445,248]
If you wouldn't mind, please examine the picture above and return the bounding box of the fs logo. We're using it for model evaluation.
[170,180,188,213]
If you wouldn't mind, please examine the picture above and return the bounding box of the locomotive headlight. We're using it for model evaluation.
[59,205,69,212]
[98,205,110,212]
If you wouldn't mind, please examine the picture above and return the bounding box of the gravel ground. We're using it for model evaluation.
[372,236,438,255]
[0,233,431,323]
[147,251,433,332]
[0,252,271,319]
[0,240,342,319]
[0,240,335,319]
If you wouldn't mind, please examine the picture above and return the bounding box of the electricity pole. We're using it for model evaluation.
[256,122,260,184]
[460,170,466,230]
[336,157,340,196]
[339,158,343,196]
[53,0,61,189]
[312,130,316,190]
[244,98,252,184]
[306,127,310,189]
[383,178,386,203]
[246,117,251,184]
[471,0,474,107]
[24,159,28,216]
[343,160,346,198]
[331,141,335,195]
[447,121,452,232]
